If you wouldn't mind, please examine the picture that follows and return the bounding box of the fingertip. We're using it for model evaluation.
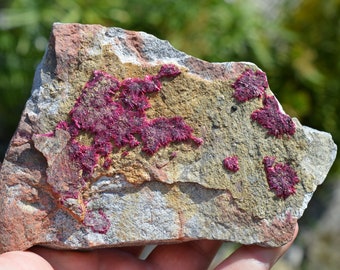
[215,223,299,270]
[147,240,222,270]
[0,251,53,270]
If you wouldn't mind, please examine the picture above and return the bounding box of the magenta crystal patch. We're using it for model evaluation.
[54,64,202,178]
[251,95,296,138]
[232,69,268,103]
[43,64,204,233]
[231,69,295,138]
[263,156,299,199]
[223,156,239,172]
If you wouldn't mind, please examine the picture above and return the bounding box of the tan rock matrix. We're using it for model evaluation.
[0,23,337,253]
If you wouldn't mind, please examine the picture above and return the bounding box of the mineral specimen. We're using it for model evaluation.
[0,23,337,253]
[263,156,300,199]
[223,156,240,172]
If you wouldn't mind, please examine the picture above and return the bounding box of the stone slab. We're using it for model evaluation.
[0,23,337,253]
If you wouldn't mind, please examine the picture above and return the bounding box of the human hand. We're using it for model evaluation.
[0,223,298,270]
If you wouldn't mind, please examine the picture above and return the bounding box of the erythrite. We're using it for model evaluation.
[56,64,202,179]
[223,156,239,172]
[263,156,299,199]
[251,95,296,137]
[232,69,268,103]
[49,64,203,233]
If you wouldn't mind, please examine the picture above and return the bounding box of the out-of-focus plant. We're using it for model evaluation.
[276,0,340,165]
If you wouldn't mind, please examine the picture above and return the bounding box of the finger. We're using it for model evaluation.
[147,240,222,270]
[31,246,149,270]
[117,246,145,257]
[215,223,299,270]
[0,251,53,270]
[30,247,98,270]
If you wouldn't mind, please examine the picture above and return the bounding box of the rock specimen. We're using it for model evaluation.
[0,23,337,253]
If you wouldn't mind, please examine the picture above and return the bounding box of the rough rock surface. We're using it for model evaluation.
[0,23,337,253]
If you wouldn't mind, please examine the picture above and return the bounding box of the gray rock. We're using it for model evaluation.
[0,23,337,253]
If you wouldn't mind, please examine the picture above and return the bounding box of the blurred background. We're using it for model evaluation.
[0,0,339,269]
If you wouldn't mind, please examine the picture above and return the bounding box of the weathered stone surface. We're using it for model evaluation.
[0,23,337,253]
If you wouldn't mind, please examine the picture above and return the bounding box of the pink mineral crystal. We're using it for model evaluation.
[56,64,203,179]
[43,64,203,233]
[251,95,296,138]
[232,69,268,103]
[263,156,299,199]
[223,156,240,172]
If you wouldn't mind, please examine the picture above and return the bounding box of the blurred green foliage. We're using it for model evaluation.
[0,0,339,175]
